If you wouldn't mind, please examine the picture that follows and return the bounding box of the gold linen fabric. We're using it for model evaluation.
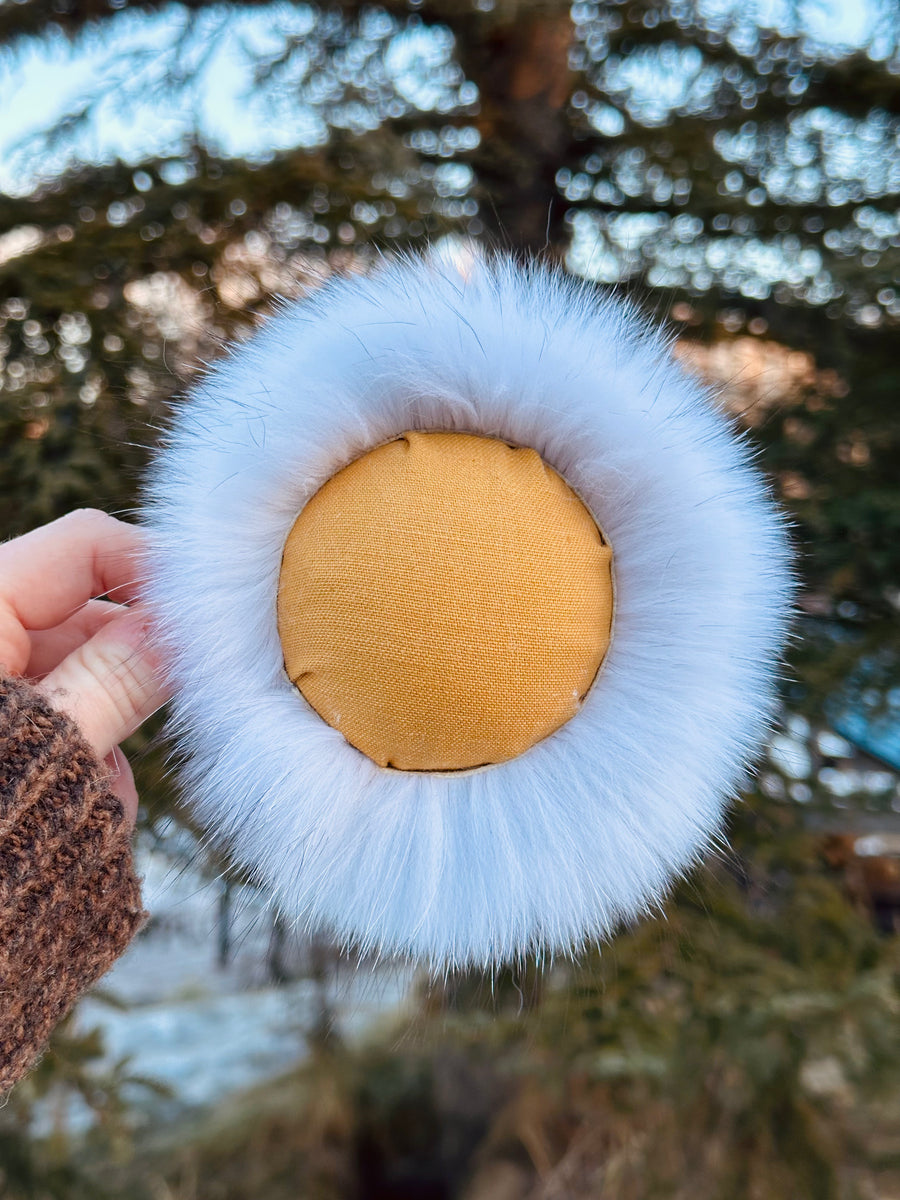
[277,431,614,771]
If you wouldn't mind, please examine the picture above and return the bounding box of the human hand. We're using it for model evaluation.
[0,509,170,827]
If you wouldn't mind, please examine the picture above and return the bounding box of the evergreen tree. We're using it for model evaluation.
[1,0,897,662]
[1,3,899,1192]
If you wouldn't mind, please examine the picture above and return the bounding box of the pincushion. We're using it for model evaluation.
[277,431,614,771]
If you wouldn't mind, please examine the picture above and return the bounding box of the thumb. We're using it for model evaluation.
[37,606,170,760]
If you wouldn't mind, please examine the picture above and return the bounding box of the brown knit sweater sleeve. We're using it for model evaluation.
[0,675,145,1092]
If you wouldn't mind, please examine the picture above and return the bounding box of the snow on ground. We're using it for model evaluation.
[52,831,416,1130]
[78,970,412,1113]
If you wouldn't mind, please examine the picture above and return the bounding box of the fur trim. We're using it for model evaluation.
[142,251,793,967]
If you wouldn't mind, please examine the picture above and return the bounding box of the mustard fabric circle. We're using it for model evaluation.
[277,432,614,771]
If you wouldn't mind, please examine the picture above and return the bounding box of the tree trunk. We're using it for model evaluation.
[453,5,576,254]
[266,910,289,984]
[216,878,232,969]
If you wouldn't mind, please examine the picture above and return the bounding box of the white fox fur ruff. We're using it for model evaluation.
[143,250,793,968]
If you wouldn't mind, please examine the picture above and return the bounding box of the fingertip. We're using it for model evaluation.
[105,747,139,830]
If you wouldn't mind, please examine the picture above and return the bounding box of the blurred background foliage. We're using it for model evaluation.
[1,0,900,1197]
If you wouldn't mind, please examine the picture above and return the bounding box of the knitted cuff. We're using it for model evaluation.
[0,676,145,1092]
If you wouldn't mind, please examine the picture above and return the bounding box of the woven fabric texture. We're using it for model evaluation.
[278,431,613,771]
[0,675,144,1093]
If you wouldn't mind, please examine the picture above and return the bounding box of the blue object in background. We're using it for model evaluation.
[830,653,900,772]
